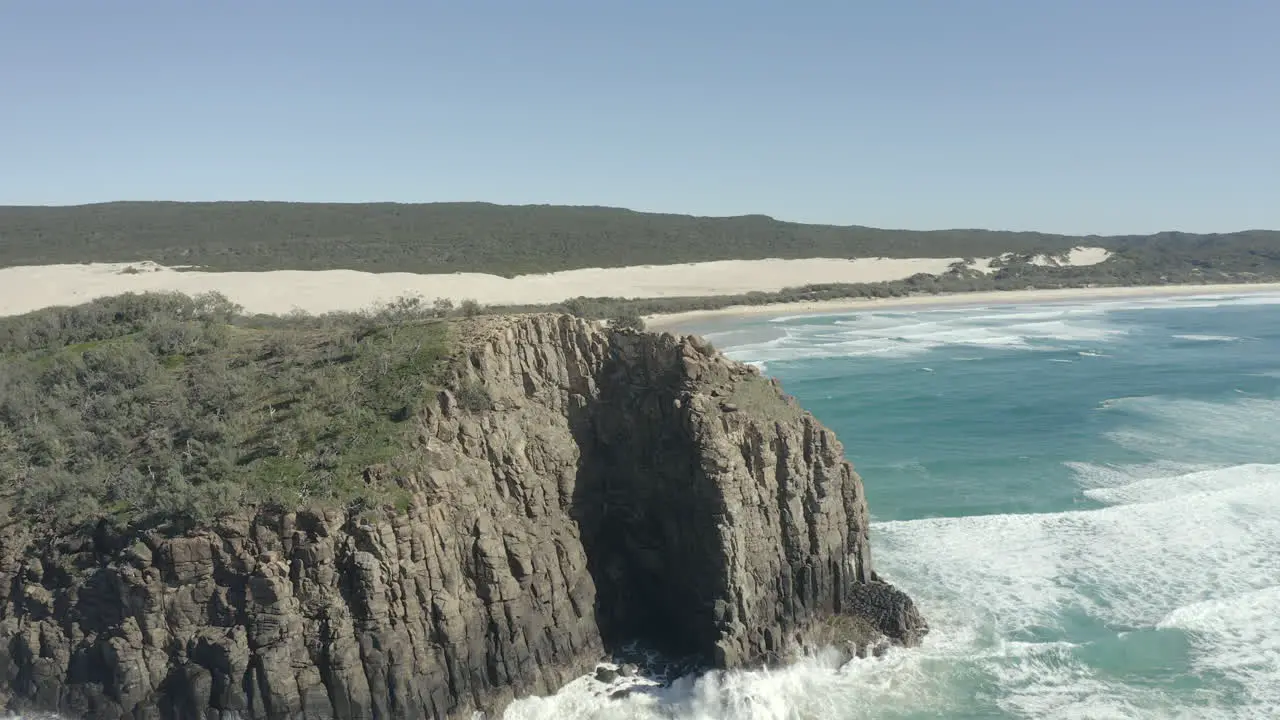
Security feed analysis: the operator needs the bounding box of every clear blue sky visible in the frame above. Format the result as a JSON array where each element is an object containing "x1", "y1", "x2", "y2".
[{"x1": 2, "y1": 0, "x2": 1277, "y2": 234}]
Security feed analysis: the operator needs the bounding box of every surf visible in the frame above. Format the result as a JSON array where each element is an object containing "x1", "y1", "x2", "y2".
[{"x1": 504, "y1": 295, "x2": 1280, "y2": 718}]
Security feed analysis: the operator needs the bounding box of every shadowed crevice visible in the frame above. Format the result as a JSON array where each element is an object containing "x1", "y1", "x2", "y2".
[{"x1": 568, "y1": 336, "x2": 727, "y2": 664}]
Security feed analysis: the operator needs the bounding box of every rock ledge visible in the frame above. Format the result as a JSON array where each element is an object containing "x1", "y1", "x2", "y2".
[{"x1": 0, "y1": 314, "x2": 925, "y2": 719}]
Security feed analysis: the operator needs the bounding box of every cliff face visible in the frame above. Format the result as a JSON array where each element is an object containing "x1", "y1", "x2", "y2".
[{"x1": 0, "y1": 314, "x2": 926, "y2": 720}]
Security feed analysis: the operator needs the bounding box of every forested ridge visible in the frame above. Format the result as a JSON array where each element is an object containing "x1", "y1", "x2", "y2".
[{"x1": 2, "y1": 201, "x2": 1277, "y2": 276}]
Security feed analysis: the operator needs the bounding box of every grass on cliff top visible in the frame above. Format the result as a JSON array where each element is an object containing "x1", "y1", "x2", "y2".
[
  {"x1": 728, "y1": 376, "x2": 803, "y2": 424},
  {"x1": 0, "y1": 292, "x2": 457, "y2": 535}
]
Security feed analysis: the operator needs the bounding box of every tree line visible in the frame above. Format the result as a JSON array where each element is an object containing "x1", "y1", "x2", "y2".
[{"x1": 2, "y1": 201, "x2": 1276, "y2": 276}]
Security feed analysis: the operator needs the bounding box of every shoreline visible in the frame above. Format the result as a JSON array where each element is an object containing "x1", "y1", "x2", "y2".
[
  {"x1": 0, "y1": 255, "x2": 1106, "y2": 319},
  {"x1": 644, "y1": 282, "x2": 1280, "y2": 331},
  {"x1": 1, "y1": 260, "x2": 1277, "y2": 330}
]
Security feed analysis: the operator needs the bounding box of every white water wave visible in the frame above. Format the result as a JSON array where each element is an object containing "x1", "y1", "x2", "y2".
[
  {"x1": 1157, "y1": 586, "x2": 1280, "y2": 718},
  {"x1": 719, "y1": 291, "x2": 1280, "y2": 363},
  {"x1": 504, "y1": 644, "x2": 957, "y2": 719},
  {"x1": 1172, "y1": 333, "x2": 1241, "y2": 342},
  {"x1": 1064, "y1": 459, "x2": 1215, "y2": 490},
  {"x1": 1099, "y1": 396, "x2": 1280, "y2": 465},
  {"x1": 1082, "y1": 463, "x2": 1280, "y2": 506},
  {"x1": 759, "y1": 291, "x2": 1280, "y2": 329},
  {"x1": 874, "y1": 459, "x2": 1280, "y2": 717},
  {"x1": 724, "y1": 313, "x2": 1126, "y2": 363},
  {"x1": 508, "y1": 455, "x2": 1280, "y2": 719}
]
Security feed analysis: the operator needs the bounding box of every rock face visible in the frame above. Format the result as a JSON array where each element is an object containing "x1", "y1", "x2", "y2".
[{"x1": 0, "y1": 314, "x2": 926, "y2": 719}]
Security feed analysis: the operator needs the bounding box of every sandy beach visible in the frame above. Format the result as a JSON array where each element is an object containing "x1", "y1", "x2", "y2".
[
  {"x1": 642, "y1": 283, "x2": 1280, "y2": 332},
  {"x1": 3, "y1": 248, "x2": 1273, "y2": 326},
  {"x1": 0, "y1": 252, "x2": 1110, "y2": 318},
  {"x1": 0, "y1": 257, "x2": 972, "y2": 318}
]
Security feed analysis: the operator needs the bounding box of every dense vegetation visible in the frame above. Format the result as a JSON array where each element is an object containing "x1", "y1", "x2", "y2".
[
  {"x1": 491, "y1": 247, "x2": 1280, "y2": 321},
  {"x1": 0, "y1": 292, "x2": 456, "y2": 535},
  {"x1": 2, "y1": 201, "x2": 1277, "y2": 276},
  {"x1": 2, "y1": 202, "x2": 1278, "y2": 537}
]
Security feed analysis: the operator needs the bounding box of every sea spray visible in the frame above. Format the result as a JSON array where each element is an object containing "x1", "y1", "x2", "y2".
[{"x1": 506, "y1": 293, "x2": 1280, "y2": 718}]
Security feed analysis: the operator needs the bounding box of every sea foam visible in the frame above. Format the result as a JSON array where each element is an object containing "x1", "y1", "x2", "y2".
[{"x1": 874, "y1": 458, "x2": 1280, "y2": 718}]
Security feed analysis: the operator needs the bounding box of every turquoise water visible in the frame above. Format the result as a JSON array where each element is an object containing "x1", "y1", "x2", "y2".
[{"x1": 508, "y1": 292, "x2": 1280, "y2": 719}]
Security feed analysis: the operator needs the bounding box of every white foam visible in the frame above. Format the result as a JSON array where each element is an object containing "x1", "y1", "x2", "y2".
[
  {"x1": 1172, "y1": 334, "x2": 1240, "y2": 342},
  {"x1": 1073, "y1": 292, "x2": 1280, "y2": 314},
  {"x1": 1148, "y1": 294, "x2": 1280, "y2": 309},
  {"x1": 508, "y1": 306, "x2": 1280, "y2": 718},
  {"x1": 1100, "y1": 397, "x2": 1280, "y2": 464},
  {"x1": 871, "y1": 456, "x2": 1280, "y2": 715},
  {"x1": 503, "y1": 646, "x2": 954, "y2": 719},
  {"x1": 724, "y1": 307, "x2": 1128, "y2": 363},
  {"x1": 1064, "y1": 460, "x2": 1213, "y2": 490},
  {"x1": 932, "y1": 306, "x2": 1106, "y2": 322},
  {"x1": 1157, "y1": 586, "x2": 1280, "y2": 718},
  {"x1": 527, "y1": 307, "x2": 1278, "y2": 717},
  {"x1": 1084, "y1": 463, "x2": 1280, "y2": 506},
  {"x1": 717, "y1": 290, "x2": 1280, "y2": 364},
  {"x1": 504, "y1": 467, "x2": 1280, "y2": 720},
  {"x1": 984, "y1": 641, "x2": 1169, "y2": 720}
]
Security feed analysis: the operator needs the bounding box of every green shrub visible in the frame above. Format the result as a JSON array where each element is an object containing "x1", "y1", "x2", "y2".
[
  {"x1": 0, "y1": 292, "x2": 453, "y2": 536},
  {"x1": 609, "y1": 309, "x2": 646, "y2": 332},
  {"x1": 432, "y1": 298, "x2": 455, "y2": 317},
  {"x1": 455, "y1": 380, "x2": 492, "y2": 411}
]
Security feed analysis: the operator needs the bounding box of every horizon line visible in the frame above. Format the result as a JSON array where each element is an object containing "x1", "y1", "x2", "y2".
[{"x1": 0, "y1": 199, "x2": 1275, "y2": 238}]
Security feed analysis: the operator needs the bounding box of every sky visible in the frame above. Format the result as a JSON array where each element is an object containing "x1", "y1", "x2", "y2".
[{"x1": 2, "y1": 0, "x2": 1277, "y2": 235}]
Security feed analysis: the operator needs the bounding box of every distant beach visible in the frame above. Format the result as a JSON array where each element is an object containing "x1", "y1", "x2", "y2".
[
  {"x1": 0, "y1": 250, "x2": 1110, "y2": 319},
  {"x1": 2, "y1": 254, "x2": 1277, "y2": 330},
  {"x1": 644, "y1": 282, "x2": 1280, "y2": 333},
  {"x1": 0, "y1": 257, "x2": 979, "y2": 318}
]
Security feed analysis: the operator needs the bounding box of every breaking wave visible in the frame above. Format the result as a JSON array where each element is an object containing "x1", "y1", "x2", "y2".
[
  {"x1": 507, "y1": 301, "x2": 1280, "y2": 718},
  {"x1": 506, "y1": 450, "x2": 1280, "y2": 719},
  {"x1": 725, "y1": 313, "x2": 1126, "y2": 363},
  {"x1": 725, "y1": 291, "x2": 1280, "y2": 365}
]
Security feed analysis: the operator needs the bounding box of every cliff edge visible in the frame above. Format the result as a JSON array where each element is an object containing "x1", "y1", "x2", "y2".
[{"x1": 0, "y1": 314, "x2": 926, "y2": 719}]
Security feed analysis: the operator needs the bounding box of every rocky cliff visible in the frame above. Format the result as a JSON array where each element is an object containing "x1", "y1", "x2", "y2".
[{"x1": 0, "y1": 314, "x2": 926, "y2": 719}]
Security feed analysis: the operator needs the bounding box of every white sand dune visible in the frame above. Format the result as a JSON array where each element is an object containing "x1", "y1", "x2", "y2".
[
  {"x1": 0, "y1": 248, "x2": 1109, "y2": 318},
  {"x1": 2, "y1": 247, "x2": 1276, "y2": 345},
  {"x1": 1028, "y1": 246, "x2": 1111, "y2": 267}
]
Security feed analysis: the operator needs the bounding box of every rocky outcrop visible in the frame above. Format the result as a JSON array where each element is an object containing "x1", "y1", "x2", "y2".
[{"x1": 0, "y1": 314, "x2": 926, "y2": 719}]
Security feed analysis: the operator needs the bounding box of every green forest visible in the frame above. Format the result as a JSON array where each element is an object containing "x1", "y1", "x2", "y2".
[{"x1": 3, "y1": 201, "x2": 1278, "y2": 276}]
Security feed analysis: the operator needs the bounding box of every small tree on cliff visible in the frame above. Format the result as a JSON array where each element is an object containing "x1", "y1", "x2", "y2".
[
  {"x1": 432, "y1": 297, "x2": 455, "y2": 317},
  {"x1": 609, "y1": 309, "x2": 645, "y2": 332}
]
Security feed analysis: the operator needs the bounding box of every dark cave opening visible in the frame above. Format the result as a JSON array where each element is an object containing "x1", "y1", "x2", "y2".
[{"x1": 568, "y1": 353, "x2": 729, "y2": 665}]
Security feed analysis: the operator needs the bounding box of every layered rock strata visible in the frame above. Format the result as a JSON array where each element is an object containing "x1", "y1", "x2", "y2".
[{"x1": 0, "y1": 314, "x2": 926, "y2": 719}]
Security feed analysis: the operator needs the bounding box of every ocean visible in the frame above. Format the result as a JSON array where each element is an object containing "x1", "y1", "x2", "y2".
[{"x1": 506, "y1": 291, "x2": 1280, "y2": 719}]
